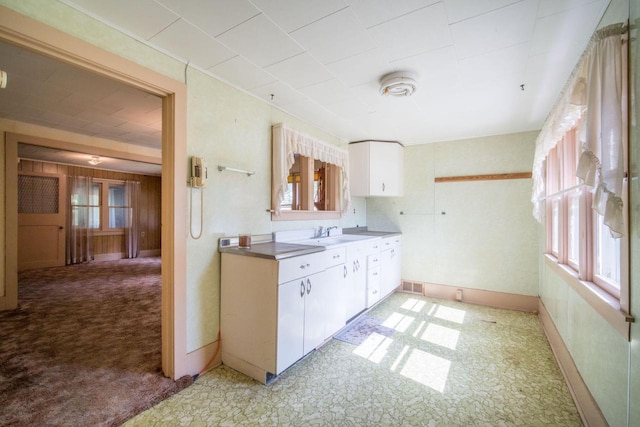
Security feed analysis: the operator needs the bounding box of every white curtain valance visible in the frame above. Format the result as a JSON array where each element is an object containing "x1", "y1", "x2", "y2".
[
  {"x1": 531, "y1": 23, "x2": 627, "y2": 238},
  {"x1": 272, "y1": 123, "x2": 350, "y2": 216}
]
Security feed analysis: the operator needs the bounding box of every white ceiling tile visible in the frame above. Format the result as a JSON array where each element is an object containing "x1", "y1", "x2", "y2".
[
  {"x1": 368, "y1": 3, "x2": 452, "y2": 62},
  {"x1": 325, "y1": 97, "x2": 369, "y2": 119},
  {"x1": 216, "y1": 14, "x2": 303, "y2": 67},
  {"x1": 450, "y1": 0, "x2": 538, "y2": 59},
  {"x1": 347, "y1": 0, "x2": 440, "y2": 28},
  {"x1": 458, "y1": 43, "x2": 529, "y2": 83},
  {"x1": 156, "y1": 0, "x2": 259, "y2": 36},
  {"x1": 299, "y1": 79, "x2": 353, "y2": 106},
  {"x1": 265, "y1": 53, "x2": 334, "y2": 89},
  {"x1": 530, "y1": 1, "x2": 604, "y2": 56},
  {"x1": 250, "y1": 81, "x2": 301, "y2": 106},
  {"x1": 537, "y1": 0, "x2": 605, "y2": 18},
  {"x1": 390, "y1": 46, "x2": 459, "y2": 83},
  {"x1": 66, "y1": 0, "x2": 179, "y2": 40},
  {"x1": 150, "y1": 19, "x2": 235, "y2": 68},
  {"x1": 290, "y1": 8, "x2": 376, "y2": 64},
  {"x1": 251, "y1": 0, "x2": 348, "y2": 33},
  {"x1": 208, "y1": 56, "x2": 277, "y2": 89},
  {"x1": 443, "y1": 0, "x2": 521, "y2": 24},
  {"x1": 326, "y1": 49, "x2": 394, "y2": 87}
]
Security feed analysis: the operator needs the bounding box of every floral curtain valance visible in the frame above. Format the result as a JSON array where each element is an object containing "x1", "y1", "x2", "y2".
[
  {"x1": 531, "y1": 23, "x2": 627, "y2": 238},
  {"x1": 272, "y1": 123, "x2": 350, "y2": 216}
]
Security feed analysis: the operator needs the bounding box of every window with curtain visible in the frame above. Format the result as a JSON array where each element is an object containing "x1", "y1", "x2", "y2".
[
  {"x1": 531, "y1": 23, "x2": 630, "y2": 333},
  {"x1": 67, "y1": 175, "x2": 94, "y2": 264},
  {"x1": 271, "y1": 123, "x2": 350, "y2": 219}
]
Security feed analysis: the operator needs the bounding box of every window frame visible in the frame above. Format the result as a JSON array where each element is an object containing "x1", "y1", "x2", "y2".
[
  {"x1": 93, "y1": 178, "x2": 126, "y2": 236},
  {"x1": 544, "y1": 130, "x2": 631, "y2": 339}
]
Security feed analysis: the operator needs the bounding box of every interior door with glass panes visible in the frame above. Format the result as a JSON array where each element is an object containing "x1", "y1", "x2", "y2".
[{"x1": 17, "y1": 172, "x2": 66, "y2": 271}]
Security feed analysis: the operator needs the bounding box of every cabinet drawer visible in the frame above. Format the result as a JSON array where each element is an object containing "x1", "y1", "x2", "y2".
[
  {"x1": 279, "y1": 252, "x2": 326, "y2": 284},
  {"x1": 324, "y1": 247, "x2": 346, "y2": 268},
  {"x1": 367, "y1": 253, "x2": 381, "y2": 268},
  {"x1": 381, "y1": 235, "x2": 401, "y2": 248},
  {"x1": 364, "y1": 239, "x2": 382, "y2": 254}
]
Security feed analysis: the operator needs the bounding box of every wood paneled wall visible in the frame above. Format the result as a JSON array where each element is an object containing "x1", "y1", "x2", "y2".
[{"x1": 18, "y1": 160, "x2": 161, "y2": 255}]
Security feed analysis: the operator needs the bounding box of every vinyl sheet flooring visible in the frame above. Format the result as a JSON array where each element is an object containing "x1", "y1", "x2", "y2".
[{"x1": 125, "y1": 293, "x2": 581, "y2": 426}]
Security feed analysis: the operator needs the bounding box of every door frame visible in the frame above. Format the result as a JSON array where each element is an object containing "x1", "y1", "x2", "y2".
[{"x1": 0, "y1": 6, "x2": 188, "y2": 379}]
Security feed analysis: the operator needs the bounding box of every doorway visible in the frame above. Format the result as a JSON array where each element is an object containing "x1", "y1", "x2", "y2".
[{"x1": 0, "y1": 6, "x2": 188, "y2": 379}]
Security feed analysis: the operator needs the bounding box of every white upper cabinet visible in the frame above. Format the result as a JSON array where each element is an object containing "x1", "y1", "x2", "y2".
[{"x1": 348, "y1": 141, "x2": 404, "y2": 197}]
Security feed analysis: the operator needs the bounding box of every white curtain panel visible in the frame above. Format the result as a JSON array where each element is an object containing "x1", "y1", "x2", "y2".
[
  {"x1": 532, "y1": 23, "x2": 627, "y2": 238},
  {"x1": 271, "y1": 123, "x2": 350, "y2": 216},
  {"x1": 124, "y1": 180, "x2": 141, "y2": 258},
  {"x1": 66, "y1": 175, "x2": 94, "y2": 264}
]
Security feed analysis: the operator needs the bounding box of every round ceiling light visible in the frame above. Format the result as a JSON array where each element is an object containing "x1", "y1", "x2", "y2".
[{"x1": 380, "y1": 72, "x2": 417, "y2": 97}]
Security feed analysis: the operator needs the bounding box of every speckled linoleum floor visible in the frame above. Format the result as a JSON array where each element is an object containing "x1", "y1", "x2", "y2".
[{"x1": 124, "y1": 293, "x2": 581, "y2": 427}]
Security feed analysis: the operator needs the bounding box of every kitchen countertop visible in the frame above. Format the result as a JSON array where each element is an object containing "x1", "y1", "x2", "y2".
[
  {"x1": 219, "y1": 241, "x2": 323, "y2": 260},
  {"x1": 342, "y1": 227, "x2": 401, "y2": 237},
  {"x1": 219, "y1": 228, "x2": 401, "y2": 260}
]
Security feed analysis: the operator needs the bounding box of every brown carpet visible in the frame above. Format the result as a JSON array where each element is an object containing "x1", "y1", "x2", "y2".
[{"x1": 0, "y1": 257, "x2": 193, "y2": 427}]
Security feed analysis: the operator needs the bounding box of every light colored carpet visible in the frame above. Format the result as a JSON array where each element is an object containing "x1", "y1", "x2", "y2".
[{"x1": 125, "y1": 292, "x2": 582, "y2": 426}]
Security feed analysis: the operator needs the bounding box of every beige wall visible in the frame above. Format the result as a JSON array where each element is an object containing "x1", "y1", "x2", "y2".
[{"x1": 366, "y1": 131, "x2": 539, "y2": 297}]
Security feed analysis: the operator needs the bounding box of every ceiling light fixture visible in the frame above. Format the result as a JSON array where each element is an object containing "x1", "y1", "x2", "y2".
[
  {"x1": 380, "y1": 72, "x2": 417, "y2": 97},
  {"x1": 88, "y1": 155, "x2": 102, "y2": 166}
]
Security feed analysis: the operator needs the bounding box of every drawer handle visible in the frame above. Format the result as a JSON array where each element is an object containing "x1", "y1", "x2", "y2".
[
  {"x1": 333, "y1": 254, "x2": 341, "y2": 259},
  {"x1": 373, "y1": 272, "x2": 378, "y2": 276},
  {"x1": 300, "y1": 263, "x2": 310, "y2": 269}
]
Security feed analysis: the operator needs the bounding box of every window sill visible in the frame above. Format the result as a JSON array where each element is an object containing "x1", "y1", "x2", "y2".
[
  {"x1": 271, "y1": 210, "x2": 341, "y2": 221},
  {"x1": 544, "y1": 254, "x2": 632, "y2": 340}
]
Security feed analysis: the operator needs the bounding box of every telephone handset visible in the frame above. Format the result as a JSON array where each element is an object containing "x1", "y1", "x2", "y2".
[{"x1": 191, "y1": 156, "x2": 207, "y2": 187}]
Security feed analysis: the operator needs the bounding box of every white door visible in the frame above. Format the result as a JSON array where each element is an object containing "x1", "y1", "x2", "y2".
[{"x1": 18, "y1": 172, "x2": 66, "y2": 271}]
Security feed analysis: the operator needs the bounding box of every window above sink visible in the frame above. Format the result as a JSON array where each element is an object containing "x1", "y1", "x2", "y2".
[{"x1": 271, "y1": 123, "x2": 351, "y2": 221}]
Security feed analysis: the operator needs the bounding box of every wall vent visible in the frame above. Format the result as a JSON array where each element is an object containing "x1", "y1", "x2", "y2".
[{"x1": 401, "y1": 280, "x2": 424, "y2": 295}]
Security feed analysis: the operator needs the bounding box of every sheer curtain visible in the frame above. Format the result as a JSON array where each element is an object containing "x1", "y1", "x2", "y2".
[
  {"x1": 124, "y1": 180, "x2": 140, "y2": 259},
  {"x1": 66, "y1": 175, "x2": 94, "y2": 264},
  {"x1": 531, "y1": 23, "x2": 627, "y2": 238},
  {"x1": 272, "y1": 123, "x2": 350, "y2": 216}
]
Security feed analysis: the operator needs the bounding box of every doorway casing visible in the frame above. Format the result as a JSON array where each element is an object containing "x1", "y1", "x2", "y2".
[{"x1": 0, "y1": 5, "x2": 188, "y2": 379}]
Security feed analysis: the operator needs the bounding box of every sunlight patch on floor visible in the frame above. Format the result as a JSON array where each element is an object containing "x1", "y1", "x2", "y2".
[
  {"x1": 400, "y1": 348, "x2": 451, "y2": 393},
  {"x1": 400, "y1": 298, "x2": 427, "y2": 312},
  {"x1": 382, "y1": 312, "x2": 414, "y2": 332},
  {"x1": 353, "y1": 332, "x2": 393, "y2": 363},
  {"x1": 421, "y1": 323, "x2": 460, "y2": 350},
  {"x1": 434, "y1": 305, "x2": 466, "y2": 324}
]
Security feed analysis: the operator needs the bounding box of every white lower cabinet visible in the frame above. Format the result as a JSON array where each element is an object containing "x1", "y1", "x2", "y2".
[
  {"x1": 221, "y1": 235, "x2": 401, "y2": 384},
  {"x1": 381, "y1": 236, "x2": 402, "y2": 297},
  {"x1": 277, "y1": 271, "x2": 330, "y2": 373},
  {"x1": 345, "y1": 243, "x2": 367, "y2": 319},
  {"x1": 221, "y1": 247, "x2": 346, "y2": 384}
]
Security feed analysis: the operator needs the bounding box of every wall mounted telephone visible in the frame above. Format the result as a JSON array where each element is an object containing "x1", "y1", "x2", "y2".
[{"x1": 191, "y1": 156, "x2": 208, "y2": 187}]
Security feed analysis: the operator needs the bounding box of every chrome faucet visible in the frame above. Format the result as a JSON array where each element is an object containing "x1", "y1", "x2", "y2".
[{"x1": 326, "y1": 226, "x2": 338, "y2": 236}]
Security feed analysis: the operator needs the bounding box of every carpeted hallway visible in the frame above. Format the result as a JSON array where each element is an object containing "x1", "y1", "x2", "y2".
[
  {"x1": 126, "y1": 292, "x2": 582, "y2": 426},
  {"x1": 0, "y1": 257, "x2": 192, "y2": 427}
]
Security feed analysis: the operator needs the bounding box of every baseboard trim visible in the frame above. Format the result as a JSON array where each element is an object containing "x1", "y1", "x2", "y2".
[
  {"x1": 187, "y1": 339, "x2": 221, "y2": 376},
  {"x1": 406, "y1": 280, "x2": 539, "y2": 312},
  {"x1": 538, "y1": 300, "x2": 607, "y2": 427},
  {"x1": 139, "y1": 249, "x2": 160, "y2": 258}
]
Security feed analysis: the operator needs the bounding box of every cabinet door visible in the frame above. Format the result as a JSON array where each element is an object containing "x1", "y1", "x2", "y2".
[
  {"x1": 325, "y1": 263, "x2": 348, "y2": 338},
  {"x1": 381, "y1": 247, "x2": 400, "y2": 296},
  {"x1": 353, "y1": 253, "x2": 367, "y2": 315},
  {"x1": 303, "y1": 271, "x2": 327, "y2": 354},
  {"x1": 370, "y1": 142, "x2": 403, "y2": 196},
  {"x1": 277, "y1": 278, "x2": 306, "y2": 374}
]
